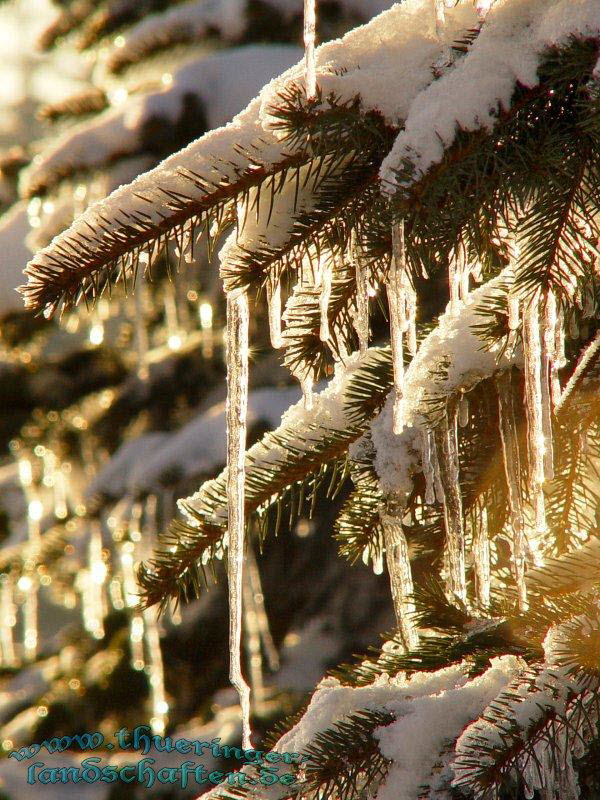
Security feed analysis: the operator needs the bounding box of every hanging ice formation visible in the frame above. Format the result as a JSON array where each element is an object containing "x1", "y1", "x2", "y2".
[
  {"x1": 380, "y1": 497, "x2": 418, "y2": 650},
  {"x1": 82, "y1": 520, "x2": 107, "y2": 639},
  {"x1": 448, "y1": 249, "x2": 462, "y2": 313},
  {"x1": 120, "y1": 504, "x2": 145, "y2": 670},
  {"x1": 388, "y1": 221, "x2": 411, "y2": 434},
  {"x1": 164, "y1": 280, "x2": 182, "y2": 350},
  {"x1": 434, "y1": 0, "x2": 445, "y2": 38},
  {"x1": 134, "y1": 276, "x2": 150, "y2": 379},
  {"x1": 266, "y1": 276, "x2": 284, "y2": 349},
  {"x1": 0, "y1": 576, "x2": 17, "y2": 667},
  {"x1": 304, "y1": 0, "x2": 317, "y2": 99},
  {"x1": 433, "y1": 401, "x2": 467, "y2": 602},
  {"x1": 318, "y1": 259, "x2": 333, "y2": 343},
  {"x1": 18, "y1": 457, "x2": 40, "y2": 661},
  {"x1": 301, "y1": 374, "x2": 314, "y2": 411},
  {"x1": 351, "y1": 231, "x2": 370, "y2": 355},
  {"x1": 420, "y1": 430, "x2": 436, "y2": 506},
  {"x1": 522, "y1": 295, "x2": 548, "y2": 536},
  {"x1": 246, "y1": 542, "x2": 279, "y2": 671},
  {"x1": 242, "y1": 560, "x2": 265, "y2": 715},
  {"x1": 544, "y1": 291, "x2": 564, "y2": 412},
  {"x1": 496, "y1": 371, "x2": 528, "y2": 610},
  {"x1": 472, "y1": 507, "x2": 490, "y2": 609},
  {"x1": 225, "y1": 289, "x2": 252, "y2": 749}
]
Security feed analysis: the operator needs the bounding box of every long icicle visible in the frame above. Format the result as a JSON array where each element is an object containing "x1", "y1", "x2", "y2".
[
  {"x1": 540, "y1": 292, "x2": 555, "y2": 480},
  {"x1": 0, "y1": 576, "x2": 17, "y2": 667},
  {"x1": 496, "y1": 371, "x2": 528, "y2": 610},
  {"x1": 433, "y1": 400, "x2": 467, "y2": 603},
  {"x1": 134, "y1": 276, "x2": 150, "y2": 380},
  {"x1": 352, "y1": 231, "x2": 370, "y2": 355},
  {"x1": 380, "y1": 497, "x2": 418, "y2": 650},
  {"x1": 389, "y1": 221, "x2": 407, "y2": 434},
  {"x1": 19, "y1": 456, "x2": 40, "y2": 661},
  {"x1": 472, "y1": 506, "x2": 490, "y2": 609},
  {"x1": 141, "y1": 497, "x2": 168, "y2": 736},
  {"x1": 318, "y1": 259, "x2": 333, "y2": 343},
  {"x1": 421, "y1": 429, "x2": 436, "y2": 506},
  {"x1": 522, "y1": 295, "x2": 547, "y2": 536},
  {"x1": 226, "y1": 289, "x2": 252, "y2": 749},
  {"x1": 303, "y1": 0, "x2": 317, "y2": 100},
  {"x1": 266, "y1": 277, "x2": 284, "y2": 349},
  {"x1": 242, "y1": 564, "x2": 266, "y2": 716},
  {"x1": 434, "y1": 0, "x2": 445, "y2": 38},
  {"x1": 246, "y1": 540, "x2": 279, "y2": 671}
]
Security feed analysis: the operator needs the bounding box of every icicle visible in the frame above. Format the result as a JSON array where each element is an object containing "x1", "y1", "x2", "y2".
[
  {"x1": 352, "y1": 231, "x2": 369, "y2": 355},
  {"x1": 164, "y1": 280, "x2": 182, "y2": 351},
  {"x1": 459, "y1": 251, "x2": 470, "y2": 302},
  {"x1": 119, "y1": 507, "x2": 145, "y2": 669},
  {"x1": 458, "y1": 394, "x2": 469, "y2": 428},
  {"x1": 18, "y1": 457, "x2": 40, "y2": 661},
  {"x1": 496, "y1": 371, "x2": 528, "y2": 610},
  {"x1": 246, "y1": 542, "x2": 279, "y2": 671},
  {"x1": 225, "y1": 289, "x2": 252, "y2": 749},
  {"x1": 389, "y1": 221, "x2": 407, "y2": 434},
  {"x1": 381, "y1": 497, "x2": 418, "y2": 650},
  {"x1": 242, "y1": 564, "x2": 265, "y2": 716},
  {"x1": 421, "y1": 429, "x2": 436, "y2": 506},
  {"x1": 301, "y1": 374, "x2": 314, "y2": 411},
  {"x1": 433, "y1": 401, "x2": 467, "y2": 602},
  {"x1": 143, "y1": 604, "x2": 168, "y2": 735},
  {"x1": 448, "y1": 249, "x2": 462, "y2": 314},
  {"x1": 88, "y1": 313, "x2": 104, "y2": 346},
  {"x1": 472, "y1": 507, "x2": 490, "y2": 609},
  {"x1": 199, "y1": 299, "x2": 214, "y2": 359},
  {"x1": 266, "y1": 277, "x2": 284, "y2": 349},
  {"x1": 522, "y1": 296, "x2": 547, "y2": 536},
  {"x1": 476, "y1": 0, "x2": 495, "y2": 21},
  {"x1": 508, "y1": 292, "x2": 520, "y2": 331},
  {"x1": 134, "y1": 278, "x2": 150, "y2": 380},
  {"x1": 0, "y1": 576, "x2": 17, "y2": 667},
  {"x1": 429, "y1": 430, "x2": 446, "y2": 503},
  {"x1": 372, "y1": 550, "x2": 384, "y2": 575},
  {"x1": 53, "y1": 466, "x2": 68, "y2": 520},
  {"x1": 569, "y1": 313, "x2": 579, "y2": 339},
  {"x1": 406, "y1": 280, "x2": 418, "y2": 356},
  {"x1": 434, "y1": 0, "x2": 445, "y2": 38},
  {"x1": 540, "y1": 293, "x2": 555, "y2": 480},
  {"x1": 303, "y1": 0, "x2": 317, "y2": 100},
  {"x1": 318, "y1": 259, "x2": 333, "y2": 343},
  {"x1": 556, "y1": 330, "x2": 600, "y2": 412},
  {"x1": 83, "y1": 520, "x2": 106, "y2": 639},
  {"x1": 547, "y1": 292, "x2": 564, "y2": 407}
]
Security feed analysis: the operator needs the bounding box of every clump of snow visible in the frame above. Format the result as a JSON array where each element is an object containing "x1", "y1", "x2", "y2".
[
  {"x1": 370, "y1": 270, "x2": 521, "y2": 496},
  {"x1": 260, "y1": 0, "x2": 477, "y2": 133},
  {"x1": 453, "y1": 662, "x2": 592, "y2": 798},
  {"x1": 380, "y1": 0, "x2": 600, "y2": 190},
  {"x1": 22, "y1": 45, "x2": 302, "y2": 197},
  {"x1": 375, "y1": 656, "x2": 520, "y2": 800}
]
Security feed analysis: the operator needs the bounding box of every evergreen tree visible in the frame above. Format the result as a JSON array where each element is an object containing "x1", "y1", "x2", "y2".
[{"x1": 3, "y1": 0, "x2": 600, "y2": 798}]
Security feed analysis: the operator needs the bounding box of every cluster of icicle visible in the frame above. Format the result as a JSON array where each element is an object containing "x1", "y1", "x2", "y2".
[
  {"x1": 378, "y1": 223, "x2": 569, "y2": 664},
  {"x1": 220, "y1": 0, "x2": 376, "y2": 743},
  {"x1": 220, "y1": 0, "x2": 550, "y2": 743},
  {"x1": 2, "y1": 449, "x2": 173, "y2": 738}
]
